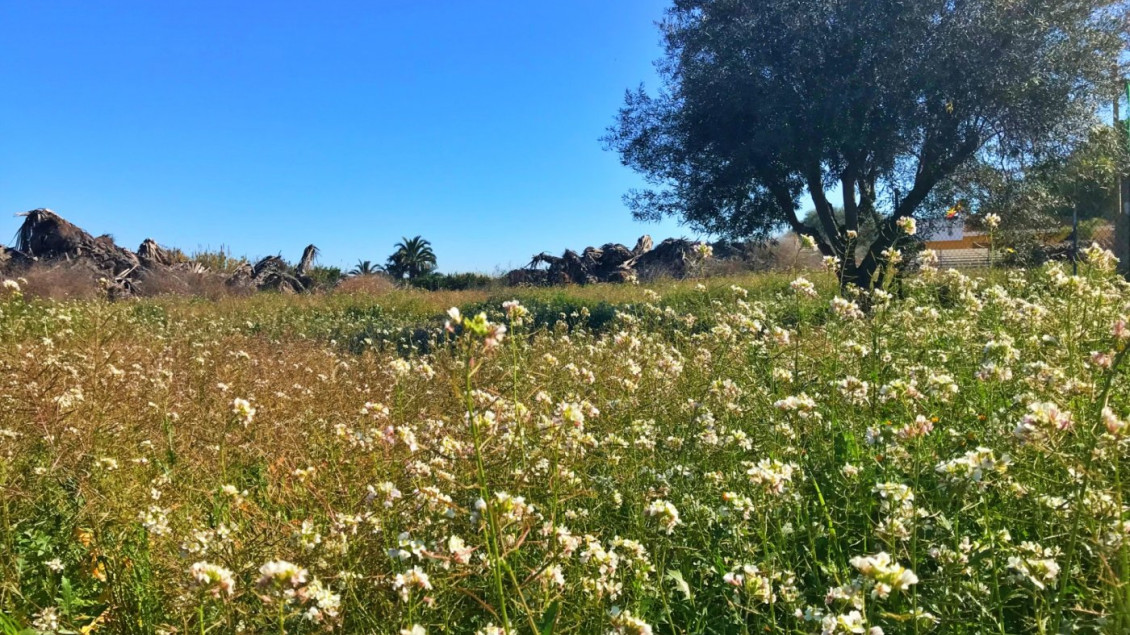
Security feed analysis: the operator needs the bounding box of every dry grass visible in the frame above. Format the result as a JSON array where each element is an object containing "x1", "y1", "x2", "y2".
[
  {"x1": 16, "y1": 265, "x2": 105, "y2": 300},
  {"x1": 333, "y1": 273, "x2": 400, "y2": 296},
  {"x1": 134, "y1": 269, "x2": 250, "y2": 301}
]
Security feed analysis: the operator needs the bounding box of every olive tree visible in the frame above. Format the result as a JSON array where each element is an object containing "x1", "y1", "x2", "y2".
[{"x1": 604, "y1": 0, "x2": 1128, "y2": 285}]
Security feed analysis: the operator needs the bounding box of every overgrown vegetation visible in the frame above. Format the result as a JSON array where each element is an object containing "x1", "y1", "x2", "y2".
[{"x1": 2, "y1": 247, "x2": 1130, "y2": 633}]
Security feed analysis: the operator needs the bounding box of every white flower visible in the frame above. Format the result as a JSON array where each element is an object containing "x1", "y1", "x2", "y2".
[
  {"x1": 821, "y1": 609, "x2": 865, "y2": 634},
  {"x1": 746, "y1": 459, "x2": 799, "y2": 495},
  {"x1": 896, "y1": 217, "x2": 917, "y2": 235},
  {"x1": 392, "y1": 566, "x2": 432, "y2": 602},
  {"x1": 257, "y1": 560, "x2": 308, "y2": 591},
  {"x1": 231, "y1": 397, "x2": 256, "y2": 426},
  {"x1": 849, "y1": 552, "x2": 918, "y2": 599},
  {"x1": 540, "y1": 564, "x2": 566, "y2": 589},
  {"x1": 790, "y1": 276, "x2": 818, "y2": 298},
  {"x1": 447, "y1": 535, "x2": 473, "y2": 565},
  {"x1": 935, "y1": 447, "x2": 1010, "y2": 483},
  {"x1": 917, "y1": 249, "x2": 939, "y2": 269},
  {"x1": 831, "y1": 296, "x2": 864, "y2": 320},
  {"x1": 138, "y1": 505, "x2": 170, "y2": 535},
  {"x1": 896, "y1": 415, "x2": 934, "y2": 441},
  {"x1": 1103, "y1": 407, "x2": 1128, "y2": 436},
  {"x1": 1014, "y1": 401, "x2": 1073, "y2": 441},
  {"x1": 502, "y1": 300, "x2": 529, "y2": 325},
  {"x1": 190, "y1": 561, "x2": 236, "y2": 598},
  {"x1": 609, "y1": 606, "x2": 653, "y2": 634},
  {"x1": 298, "y1": 578, "x2": 341, "y2": 622},
  {"x1": 33, "y1": 607, "x2": 60, "y2": 633},
  {"x1": 1007, "y1": 542, "x2": 1060, "y2": 590},
  {"x1": 645, "y1": 499, "x2": 682, "y2": 534},
  {"x1": 880, "y1": 248, "x2": 902, "y2": 265}
]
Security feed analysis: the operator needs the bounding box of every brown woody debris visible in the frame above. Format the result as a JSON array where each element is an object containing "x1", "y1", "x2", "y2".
[
  {"x1": 4, "y1": 208, "x2": 319, "y2": 297},
  {"x1": 507, "y1": 234, "x2": 754, "y2": 286}
]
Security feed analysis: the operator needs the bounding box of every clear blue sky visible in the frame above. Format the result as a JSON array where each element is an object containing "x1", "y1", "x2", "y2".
[{"x1": 0, "y1": 1, "x2": 706, "y2": 273}]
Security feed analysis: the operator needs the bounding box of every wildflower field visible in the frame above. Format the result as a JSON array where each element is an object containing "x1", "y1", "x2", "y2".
[{"x1": 3, "y1": 252, "x2": 1130, "y2": 634}]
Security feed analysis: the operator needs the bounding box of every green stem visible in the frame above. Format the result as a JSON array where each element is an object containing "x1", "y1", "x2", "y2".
[
  {"x1": 981, "y1": 496, "x2": 1006, "y2": 633},
  {"x1": 464, "y1": 349, "x2": 511, "y2": 631}
]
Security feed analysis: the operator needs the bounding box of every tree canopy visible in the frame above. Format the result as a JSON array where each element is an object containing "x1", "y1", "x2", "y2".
[
  {"x1": 350, "y1": 260, "x2": 378, "y2": 276},
  {"x1": 385, "y1": 236, "x2": 437, "y2": 280},
  {"x1": 935, "y1": 124, "x2": 1130, "y2": 226},
  {"x1": 604, "y1": 0, "x2": 1128, "y2": 283}
]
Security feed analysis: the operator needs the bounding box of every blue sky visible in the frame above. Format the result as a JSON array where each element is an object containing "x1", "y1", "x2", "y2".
[{"x1": 0, "y1": 1, "x2": 707, "y2": 273}]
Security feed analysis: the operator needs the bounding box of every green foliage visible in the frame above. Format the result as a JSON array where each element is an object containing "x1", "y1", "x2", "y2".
[
  {"x1": 407, "y1": 272, "x2": 495, "y2": 292},
  {"x1": 385, "y1": 236, "x2": 437, "y2": 280},
  {"x1": 462, "y1": 293, "x2": 622, "y2": 334},
  {"x1": 189, "y1": 246, "x2": 247, "y2": 274},
  {"x1": 604, "y1": 0, "x2": 1127, "y2": 284},
  {"x1": 350, "y1": 260, "x2": 379, "y2": 276},
  {"x1": 937, "y1": 124, "x2": 1130, "y2": 226},
  {"x1": 305, "y1": 266, "x2": 344, "y2": 290}
]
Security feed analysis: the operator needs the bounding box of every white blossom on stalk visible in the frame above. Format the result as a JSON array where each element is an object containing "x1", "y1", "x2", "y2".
[
  {"x1": 190, "y1": 561, "x2": 236, "y2": 598},
  {"x1": 609, "y1": 606, "x2": 653, "y2": 634},
  {"x1": 392, "y1": 566, "x2": 432, "y2": 602},
  {"x1": 1007, "y1": 542, "x2": 1060, "y2": 590},
  {"x1": 790, "y1": 276, "x2": 818, "y2": 298},
  {"x1": 896, "y1": 217, "x2": 917, "y2": 235},
  {"x1": 1013, "y1": 401, "x2": 1073, "y2": 441},
  {"x1": 257, "y1": 560, "x2": 308, "y2": 593},
  {"x1": 831, "y1": 296, "x2": 864, "y2": 320},
  {"x1": 645, "y1": 499, "x2": 682, "y2": 534},
  {"x1": 232, "y1": 397, "x2": 256, "y2": 426},
  {"x1": 33, "y1": 607, "x2": 60, "y2": 632},
  {"x1": 849, "y1": 552, "x2": 918, "y2": 598}
]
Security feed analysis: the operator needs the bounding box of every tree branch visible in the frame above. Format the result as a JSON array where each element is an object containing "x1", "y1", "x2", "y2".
[
  {"x1": 841, "y1": 161, "x2": 860, "y2": 233},
  {"x1": 771, "y1": 182, "x2": 836, "y2": 258},
  {"x1": 856, "y1": 133, "x2": 983, "y2": 279},
  {"x1": 804, "y1": 166, "x2": 846, "y2": 253}
]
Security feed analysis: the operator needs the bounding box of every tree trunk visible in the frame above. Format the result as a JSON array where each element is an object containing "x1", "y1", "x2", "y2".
[
  {"x1": 842, "y1": 228, "x2": 900, "y2": 290},
  {"x1": 1119, "y1": 174, "x2": 1130, "y2": 275}
]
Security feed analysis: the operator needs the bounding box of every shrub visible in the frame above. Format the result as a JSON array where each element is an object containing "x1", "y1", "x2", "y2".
[{"x1": 408, "y1": 272, "x2": 496, "y2": 291}]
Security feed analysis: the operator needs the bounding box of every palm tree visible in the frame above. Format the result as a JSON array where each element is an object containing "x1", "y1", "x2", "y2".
[
  {"x1": 350, "y1": 260, "x2": 378, "y2": 276},
  {"x1": 385, "y1": 236, "x2": 436, "y2": 280}
]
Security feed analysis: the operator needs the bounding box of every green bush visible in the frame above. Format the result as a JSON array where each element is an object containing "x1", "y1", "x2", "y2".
[{"x1": 408, "y1": 272, "x2": 496, "y2": 291}]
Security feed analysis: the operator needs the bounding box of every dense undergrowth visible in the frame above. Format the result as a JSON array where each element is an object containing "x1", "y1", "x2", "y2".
[{"x1": 1, "y1": 255, "x2": 1129, "y2": 634}]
